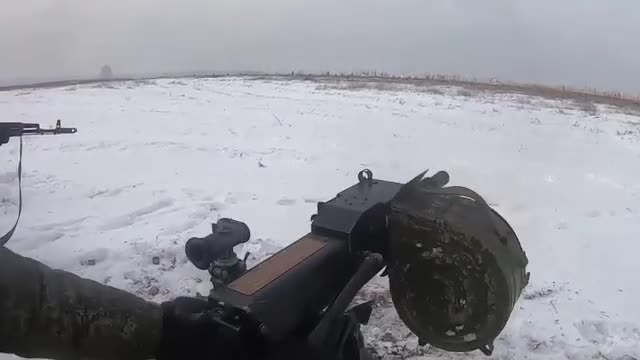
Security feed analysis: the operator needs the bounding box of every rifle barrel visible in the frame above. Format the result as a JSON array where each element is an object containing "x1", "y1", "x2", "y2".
[{"x1": 0, "y1": 121, "x2": 77, "y2": 145}]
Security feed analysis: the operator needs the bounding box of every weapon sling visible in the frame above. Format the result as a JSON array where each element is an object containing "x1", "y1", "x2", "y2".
[{"x1": 1, "y1": 136, "x2": 22, "y2": 246}]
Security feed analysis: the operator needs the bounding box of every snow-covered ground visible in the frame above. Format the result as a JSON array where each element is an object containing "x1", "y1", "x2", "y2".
[{"x1": 1, "y1": 77, "x2": 639, "y2": 359}]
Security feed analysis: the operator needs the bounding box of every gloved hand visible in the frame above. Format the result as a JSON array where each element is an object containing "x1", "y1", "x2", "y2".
[{"x1": 157, "y1": 296, "x2": 248, "y2": 360}]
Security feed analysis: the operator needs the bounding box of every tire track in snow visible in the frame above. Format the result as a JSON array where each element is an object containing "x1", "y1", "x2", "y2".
[{"x1": 99, "y1": 198, "x2": 175, "y2": 230}]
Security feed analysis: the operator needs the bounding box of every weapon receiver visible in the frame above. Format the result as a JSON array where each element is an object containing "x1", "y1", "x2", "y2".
[{"x1": 184, "y1": 169, "x2": 529, "y2": 359}]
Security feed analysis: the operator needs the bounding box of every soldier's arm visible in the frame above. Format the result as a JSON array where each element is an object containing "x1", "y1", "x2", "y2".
[{"x1": 0, "y1": 246, "x2": 162, "y2": 360}]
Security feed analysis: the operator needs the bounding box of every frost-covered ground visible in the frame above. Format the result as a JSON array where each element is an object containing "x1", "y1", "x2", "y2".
[{"x1": 1, "y1": 77, "x2": 639, "y2": 359}]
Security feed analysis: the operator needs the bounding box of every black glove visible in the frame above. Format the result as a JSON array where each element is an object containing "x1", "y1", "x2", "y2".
[{"x1": 157, "y1": 296, "x2": 248, "y2": 360}]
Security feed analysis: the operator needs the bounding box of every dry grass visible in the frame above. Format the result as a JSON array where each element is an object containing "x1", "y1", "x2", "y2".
[
  {"x1": 3, "y1": 71, "x2": 639, "y2": 115},
  {"x1": 307, "y1": 75, "x2": 640, "y2": 117},
  {"x1": 316, "y1": 80, "x2": 404, "y2": 92},
  {"x1": 515, "y1": 97, "x2": 533, "y2": 105},
  {"x1": 299, "y1": 73, "x2": 640, "y2": 114},
  {"x1": 455, "y1": 88, "x2": 474, "y2": 98},
  {"x1": 575, "y1": 101, "x2": 599, "y2": 116},
  {"x1": 420, "y1": 87, "x2": 444, "y2": 95},
  {"x1": 168, "y1": 80, "x2": 188, "y2": 86}
]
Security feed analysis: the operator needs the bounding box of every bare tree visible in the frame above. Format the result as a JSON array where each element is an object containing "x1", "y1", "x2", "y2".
[{"x1": 99, "y1": 65, "x2": 113, "y2": 79}]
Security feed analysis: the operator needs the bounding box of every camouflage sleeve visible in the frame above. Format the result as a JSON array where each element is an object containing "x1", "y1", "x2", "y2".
[{"x1": 0, "y1": 246, "x2": 163, "y2": 360}]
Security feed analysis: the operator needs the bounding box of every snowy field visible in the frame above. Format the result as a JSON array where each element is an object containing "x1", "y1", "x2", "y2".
[{"x1": 1, "y1": 77, "x2": 639, "y2": 359}]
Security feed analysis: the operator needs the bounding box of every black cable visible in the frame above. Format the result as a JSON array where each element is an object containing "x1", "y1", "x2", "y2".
[{"x1": 1, "y1": 136, "x2": 23, "y2": 246}]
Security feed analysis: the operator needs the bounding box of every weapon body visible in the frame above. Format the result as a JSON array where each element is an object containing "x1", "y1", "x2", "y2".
[
  {"x1": 185, "y1": 169, "x2": 529, "y2": 359},
  {"x1": 0, "y1": 120, "x2": 76, "y2": 146}
]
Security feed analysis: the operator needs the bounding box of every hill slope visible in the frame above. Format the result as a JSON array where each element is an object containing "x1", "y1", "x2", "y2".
[{"x1": 1, "y1": 77, "x2": 639, "y2": 359}]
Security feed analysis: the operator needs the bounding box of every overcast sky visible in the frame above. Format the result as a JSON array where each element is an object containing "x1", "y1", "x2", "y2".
[{"x1": 1, "y1": 0, "x2": 638, "y2": 93}]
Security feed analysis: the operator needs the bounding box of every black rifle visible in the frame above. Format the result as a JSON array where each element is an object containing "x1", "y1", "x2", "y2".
[
  {"x1": 0, "y1": 120, "x2": 77, "y2": 146},
  {"x1": 0, "y1": 120, "x2": 77, "y2": 245}
]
